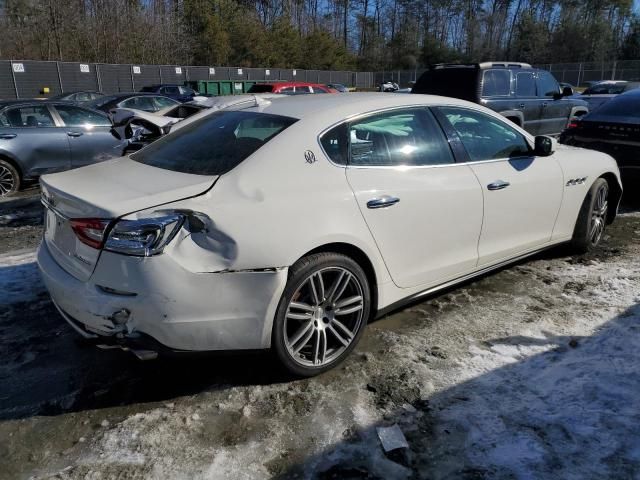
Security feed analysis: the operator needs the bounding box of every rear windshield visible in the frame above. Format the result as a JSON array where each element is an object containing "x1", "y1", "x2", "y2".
[
  {"x1": 593, "y1": 95, "x2": 640, "y2": 118},
  {"x1": 412, "y1": 68, "x2": 478, "y2": 101},
  {"x1": 248, "y1": 84, "x2": 275, "y2": 93},
  {"x1": 131, "y1": 110, "x2": 297, "y2": 175},
  {"x1": 140, "y1": 86, "x2": 157, "y2": 93},
  {"x1": 85, "y1": 95, "x2": 118, "y2": 109}
]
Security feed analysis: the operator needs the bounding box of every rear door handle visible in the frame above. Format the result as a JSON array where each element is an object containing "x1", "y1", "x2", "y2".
[
  {"x1": 542, "y1": 102, "x2": 548, "y2": 108},
  {"x1": 367, "y1": 195, "x2": 400, "y2": 209},
  {"x1": 0, "y1": 133, "x2": 16, "y2": 139},
  {"x1": 487, "y1": 180, "x2": 510, "y2": 191},
  {"x1": 67, "y1": 131, "x2": 83, "y2": 137}
]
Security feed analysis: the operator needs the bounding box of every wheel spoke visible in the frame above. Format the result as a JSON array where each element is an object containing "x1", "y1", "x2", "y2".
[
  {"x1": 333, "y1": 319, "x2": 355, "y2": 340},
  {"x1": 291, "y1": 321, "x2": 315, "y2": 354},
  {"x1": 328, "y1": 324, "x2": 350, "y2": 347},
  {"x1": 327, "y1": 271, "x2": 352, "y2": 304},
  {"x1": 289, "y1": 301, "x2": 315, "y2": 313},
  {"x1": 308, "y1": 272, "x2": 325, "y2": 305},
  {"x1": 287, "y1": 311, "x2": 313, "y2": 320},
  {"x1": 335, "y1": 295, "x2": 362, "y2": 309}
]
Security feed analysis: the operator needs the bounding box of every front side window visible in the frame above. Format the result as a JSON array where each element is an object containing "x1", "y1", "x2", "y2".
[
  {"x1": 54, "y1": 105, "x2": 111, "y2": 127},
  {"x1": 1, "y1": 106, "x2": 55, "y2": 127},
  {"x1": 295, "y1": 86, "x2": 312, "y2": 93},
  {"x1": 536, "y1": 71, "x2": 560, "y2": 97},
  {"x1": 279, "y1": 87, "x2": 295, "y2": 94},
  {"x1": 482, "y1": 69, "x2": 511, "y2": 96},
  {"x1": 131, "y1": 111, "x2": 297, "y2": 175},
  {"x1": 346, "y1": 108, "x2": 454, "y2": 167},
  {"x1": 179, "y1": 86, "x2": 195, "y2": 95},
  {"x1": 312, "y1": 86, "x2": 328, "y2": 94},
  {"x1": 437, "y1": 107, "x2": 530, "y2": 161},
  {"x1": 516, "y1": 72, "x2": 536, "y2": 97}
]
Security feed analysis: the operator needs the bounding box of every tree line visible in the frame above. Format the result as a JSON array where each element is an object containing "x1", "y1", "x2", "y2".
[{"x1": 0, "y1": 0, "x2": 638, "y2": 71}]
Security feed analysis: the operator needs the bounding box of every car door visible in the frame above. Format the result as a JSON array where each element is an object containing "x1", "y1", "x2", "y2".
[
  {"x1": 332, "y1": 107, "x2": 483, "y2": 289},
  {"x1": 52, "y1": 104, "x2": 123, "y2": 168},
  {"x1": 515, "y1": 71, "x2": 542, "y2": 135},
  {"x1": 435, "y1": 106, "x2": 563, "y2": 267},
  {"x1": 536, "y1": 71, "x2": 570, "y2": 135},
  {"x1": 0, "y1": 104, "x2": 70, "y2": 177}
]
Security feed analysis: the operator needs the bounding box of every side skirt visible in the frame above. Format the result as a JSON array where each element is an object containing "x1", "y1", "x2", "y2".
[{"x1": 375, "y1": 243, "x2": 566, "y2": 318}]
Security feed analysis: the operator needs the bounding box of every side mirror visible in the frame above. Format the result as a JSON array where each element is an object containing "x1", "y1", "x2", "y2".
[
  {"x1": 553, "y1": 92, "x2": 563, "y2": 100},
  {"x1": 534, "y1": 136, "x2": 554, "y2": 156},
  {"x1": 562, "y1": 86, "x2": 574, "y2": 96}
]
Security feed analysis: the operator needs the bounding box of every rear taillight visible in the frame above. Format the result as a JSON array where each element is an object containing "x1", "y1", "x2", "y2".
[
  {"x1": 70, "y1": 218, "x2": 111, "y2": 249},
  {"x1": 104, "y1": 214, "x2": 185, "y2": 256},
  {"x1": 567, "y1": 120, "x2": 581, "y2": 129}
]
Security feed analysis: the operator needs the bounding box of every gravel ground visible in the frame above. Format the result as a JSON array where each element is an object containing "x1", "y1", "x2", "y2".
[{"x1": 1, "y1": 189, "x2": 640, "y2": 479}]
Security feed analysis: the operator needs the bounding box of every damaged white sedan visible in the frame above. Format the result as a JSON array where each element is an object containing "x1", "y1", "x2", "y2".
[{"x1": 38, "y1": 93, "x2": 622, "y2": 376}]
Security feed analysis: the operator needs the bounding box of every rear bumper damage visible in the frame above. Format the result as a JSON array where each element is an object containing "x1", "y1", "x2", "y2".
[{"x1": 37, "y1": 241, "x2": 288, "y2": 356}]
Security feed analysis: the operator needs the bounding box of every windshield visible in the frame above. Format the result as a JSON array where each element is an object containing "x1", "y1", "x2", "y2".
[
  {"x1": 131, "y1": 110, "x2": 297, "y2": 175},
  {"x1": 583, "y1": 83, "x2": 626, "y2": 95},
  {"x1": 593, "y1": 94, "x2": 640, "y2": 118}
]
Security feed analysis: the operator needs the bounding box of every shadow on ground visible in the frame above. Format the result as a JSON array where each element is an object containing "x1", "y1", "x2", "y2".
[{"x1": 274, "y1": 304, "x2": 640, "y2": 480}]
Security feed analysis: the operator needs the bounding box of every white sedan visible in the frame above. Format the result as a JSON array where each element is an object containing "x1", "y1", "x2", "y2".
[{"x1": 37, "y1": 93, "x2": 622, "y2": 376}]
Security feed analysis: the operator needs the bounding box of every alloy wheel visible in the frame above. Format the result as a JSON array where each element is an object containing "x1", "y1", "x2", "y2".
[
  {"x1": 590, "y1": 183, "x2": 608, "y2": 246},
  {"x1": 284, "y1": 267, "x2": 365, "y2": 367},
  {"x1": 0, "y1": 164, "x2": 15, "y2": 196}
]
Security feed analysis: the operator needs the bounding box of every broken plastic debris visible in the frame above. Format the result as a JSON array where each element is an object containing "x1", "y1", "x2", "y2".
[{"x1": 376, "y1": 424, "x2": 409, "y2": 452}]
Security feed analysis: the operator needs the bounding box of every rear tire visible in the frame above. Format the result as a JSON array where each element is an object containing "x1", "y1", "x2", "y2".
[
  {"x1": 570, "y1": 178, "x2": 609, "y2": 253},
  {"x1": 272, "y1": 252, "x2": 371, "y2": 377},
  {"x1": 0, "y1": 159, "x2": 19, "y2": 197}
]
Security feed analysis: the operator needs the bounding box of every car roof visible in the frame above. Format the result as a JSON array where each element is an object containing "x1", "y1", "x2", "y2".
[
  {"x1": 0, "y1": 99, "x2": 78, "y2": 107},
  {"x1": 242, "y1": 92, "x2": 480, "y2": 121}
]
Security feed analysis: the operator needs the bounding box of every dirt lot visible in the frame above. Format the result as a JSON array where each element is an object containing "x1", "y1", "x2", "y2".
[{"x1": 1, "y1": 190, "x2": 640, "y2": 480}]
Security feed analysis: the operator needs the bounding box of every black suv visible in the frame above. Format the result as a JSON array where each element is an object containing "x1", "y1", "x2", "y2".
[{"x1": 412, "y1": 62, "x2": 589, "y2": 136}]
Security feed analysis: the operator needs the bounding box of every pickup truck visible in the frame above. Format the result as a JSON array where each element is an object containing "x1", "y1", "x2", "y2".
[{"x1": 412, "y1": 62, "x2": 589, "y2": 136}]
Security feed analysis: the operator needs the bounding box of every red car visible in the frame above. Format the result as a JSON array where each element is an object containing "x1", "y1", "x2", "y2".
[{"x1": 247, "y1": 82, "x2": 336, "y2": 94}]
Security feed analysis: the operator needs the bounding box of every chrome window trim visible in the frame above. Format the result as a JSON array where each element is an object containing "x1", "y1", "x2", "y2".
[{"x1": 316, "y1": 103, "x2": 535, "y2": 170}]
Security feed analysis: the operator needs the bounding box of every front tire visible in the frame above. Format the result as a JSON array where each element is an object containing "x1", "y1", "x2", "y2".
[
  {"x1": 0, "y1": 159, "x2": 19, "y2": 197},
  {"x1": 272, "y1": 252, "x2": 371, "y2": 377},
  {"x1": 570, "y1": 178, "x2": 609, "y2": 253}
]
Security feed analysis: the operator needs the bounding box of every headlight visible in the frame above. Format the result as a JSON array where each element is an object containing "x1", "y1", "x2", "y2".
[{"x1": 104, "y1": 214, "x2": 185, "y2": 256}]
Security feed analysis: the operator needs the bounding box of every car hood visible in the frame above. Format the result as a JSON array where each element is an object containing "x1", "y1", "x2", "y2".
[{"x1": 40, "y1": 156, "x2": 217, "y2": 219}]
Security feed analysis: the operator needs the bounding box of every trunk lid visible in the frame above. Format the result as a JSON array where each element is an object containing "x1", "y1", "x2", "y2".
[{"x1": 41, "y1": 157, "x2": 217, "y2": 281}]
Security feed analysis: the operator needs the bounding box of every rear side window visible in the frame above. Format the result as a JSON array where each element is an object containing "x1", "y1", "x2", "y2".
[
  {"x1": 321, "y1": 108, "x2": 454, "y2": 167},
  {"x1": 482, "y1": 69, "x2": 511, "y2": 96},
  {"x1": 1, "y1": 105, "x2": 55, "y2": 127},
  {"x1": 437, "y1": 107, "x2": 530, "y2": 161},
  {"x1": 516, "y1": 72, "x2": 536, "y2": 96},
  {"x1": 131, "y1": 111, "x2": 297, "y2": 175},
  {"x1": 295, "y1": 86, "x2": 312, "y2": 93}
]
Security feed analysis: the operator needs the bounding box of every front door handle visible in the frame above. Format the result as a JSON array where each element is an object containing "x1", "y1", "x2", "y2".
[
  {"x1": 0, "y1": 133, "x2": 16, "y2": 139},
  {"x1": 487, "y1": 180, "x2": 510, "y2": 191},
  {"x1": 518, "y1": 103, "x2": 525, "y2": 109},
  {"x1": 542, "y1": 102, "x2": 548, "y2": 108},
  {"x1": 67, "y1": 131, "x2": 83, "y2": 137},
  {"x1": 367, "y1": 195, "x2": 400, "y2": 209}
]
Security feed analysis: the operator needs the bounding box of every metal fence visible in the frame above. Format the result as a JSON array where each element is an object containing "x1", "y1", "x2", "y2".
[
  {"x1": 535, "y1": 61, "x2": 640, "y2": 86},
  {"x1": 4, "y1": 59, "x2": 637, "y2": 98},
  {"x1": 0, "y1": 60, "x2": 378, "y2": 99}
]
